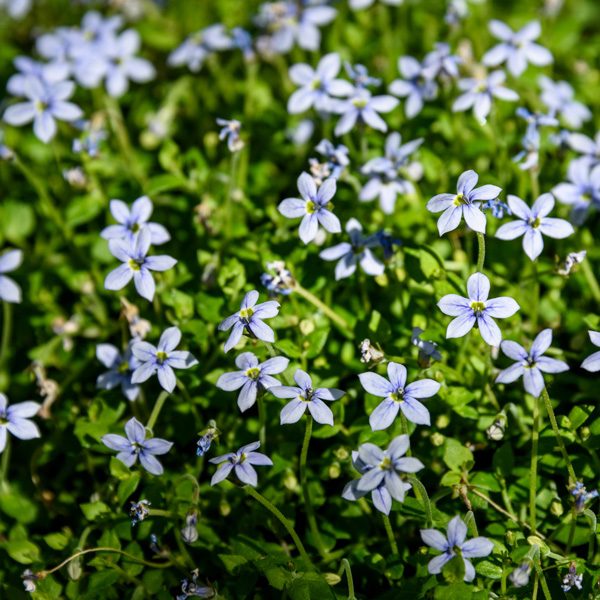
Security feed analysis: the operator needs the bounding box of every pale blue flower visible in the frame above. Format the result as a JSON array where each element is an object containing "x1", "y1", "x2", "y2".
[
  {"x1": 568, "y1": 130, "x2": 600, "y2": 167},
  {"x1": 562, "y1": 563, "x2": 583, "y2": 592},
  {"x1": 581, "y1": 331, "x2": 600, "y2": 372},
  {"x1": 509, "y1": 562, "x2": 532, "y2": 588},
  {"x1": 168, "y1": 25, "x2": 232, "y2": 72},
  {"x1": 512, "y1": 126, "x2": 540, "y2": 171},
  {"x1": 261, "y1": 261, "x2": 295, "y2": 296},
  {"x1": 131, "y1": 327, "x2": 198, "y2": 393},
  {"x1": 313, "y1": 139, "x2": 350, "y2": 179},
  {"x1": 427, "y1": 170, "x2": 500, "y2": 235},
  {"x1": 103, "y1": 30, "x2": 156, "y2": 98},
  {"x1": 349, "y1": 0, "x2": 403, "y2": 10},
  {"x1": 359, "y1": 362, "x2": 440, "y2": 429},
  {"x1": 482, "y1": 20, "x2": 553, "y2": 77},
  {"x1": 72, "y1": 119, "x2": 108, "y2": 157},
  {"x1": 571, "y1": 482, "x2": 599, "y2": 513},
  {"x1": 496, "y1": 329, "x2": 568, "y2": 397},
  {"x1": 552, "y1": 157, "x2": 600, "y2": 225},
  {"x1": 481, "y1": 198, "x2": 511, "y2": 219},
  {"x1": 343, "y1": 62, "x2": 381, "y2": 89},
  {"x1": 389, "y1": 56, "x2": 438, "y2": 118},
  {"x1": 288, "y1": 53, "x2": 354, "y2": 114},
  {"x1": 422, "y1": 43, "x2": 462, "y2": 79},
  {"x1": 539, "y1": 75, "x2": 591, "y2": 130},
  {"x1": 216, "y1": 118, "x2": 244, "y2": 152},
  {"x1": 218, "y1": 290, "x2": 280, "y2": 353},
  {"x1": 101, "y1": 197, "x2": 170, "y2": 246},
  {"x1": 495, "y1": 194, "x2": 574, "y2": 260},
  {"x1": 515, "y1": 107, "x2": 558, "y2": 136},
  {"x1": 0, "y1": 0, "x2": 31, "y2": 18},
  {"x1": 177, "y1": 569, "x2": 215, "y2": 599},
  {"x1": 209, "y1": 441, "x2": 272, "y2": 486},
  {"x1": 101, "y1": 417, "x2": 173, "y2": 476},
  {"x1": 412, "y1": 327, "x2": 442, "y2": 363},
  {"x1": 130, "y1": 499, "x2": 150, "y2": 526},
  {"x1": 319, "y1": 218, "x2": 384, "y2": 280},
  {"x1": 217, "y1": 352, "x2": 289, "y2": 412},
  {"x1": 231, "y1": 27, "x2": 256, "y2": 62},
  {"x1": 270, "y1": 369, "x2": 344, "y2": 426},
  {"x1": 278, "y1": 172, "x2": 341, "y2": 244},
  {"x1": 342, "y1": 449, "x2": 400, "y2": 515},
  {"x1": 334, "y1": 88, "x2": 399, "y2": 136},
  {"x1": 0, "y1": 393, "x2": 40, "y2": 453},
  {"x1": 0, "y1": 249, "x2": 23, "y2": 303},
  {"x1": 7, "y1": 56, "x2": 69, "y2": 97},
  {"x1": 453, "y1": 71, "x2": 518, "y2": 123},
  {"x1": 438, "y1": 272, "x2": 520, "y2": 347},
  {"x1": 354, "y1": 435, "x2": 424, "y2": 503},
  {"x1": 96, "y1": 341, "x2": 142, "y2": 402},
  {"x1": 421, "y1": 515, "x2": 494, "y2": 582},
  {"x1": 3, "y1": 76, "x2": 83, "y2": 143}
]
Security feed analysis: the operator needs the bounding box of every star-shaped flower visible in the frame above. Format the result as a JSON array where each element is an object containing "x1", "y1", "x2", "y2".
[
  {"x1": 101, "y1": 417, "x2": 173, "y2": 476},
  {"x1": 495, "y1": 194, "x2": 574, "y2": 261},
  {"x1": 495, "y1": 329, "x2": 569, "y2": 397},
  {"x1": 421, "y1": 515, "x2": 494, "y2": 582},
  {"x1": 437, "y1": 272, "x2": 520, "y2": 347},
  {"x1": 359, "y1": 362, "x2": 440, "y2": 429},
  {"x1": 209, "y1": 441, "x2": 272, "y2": 487},
  {"x1": 427, "y1": 170, "x2": 501, "y2": 235},
  {"x1": 270, "y1": 369, "x2": 344, "y2": 426},
  {"x1": 582, "y1": 331, "x2": 600, "y2": 372}
]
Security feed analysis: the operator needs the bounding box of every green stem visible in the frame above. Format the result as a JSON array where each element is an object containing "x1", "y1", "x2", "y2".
[
  {"x1": 37, "y1": 547, "x2": 171, "y2": 578},
  {"x1": 532, "y1": 563, "x2": 552, "y2": 600},
  {"x1": 245, "y1": 486, "x2": 314, "y2": 570},
  {"x1": 566, "y1": 509, "x2": 577, "y2": 555},
  {"x1": 359, "y1": 126, "x2": 367, "y2": 164},
  {"x1": 476, "y1": 232, "x2": 486, "y2": 272},
  {"x1": 530, "y1": 169, "x2": 540, "y2": 201},
  {"x1": 530, "y1": 391, "x2": 541, "y2": 533},
  {"x1": 455, "y1": 331, "x2": 472, "y2": 374},
  {"x1": 581, "y1": 259, "x2": 600, "y2": 304},
  {"x1": 337, "y1": 558, "x2": 357, "y2": 600},
  {"x1": 257, "y1": 392, "x2": 266, "y2": 447},
  {"x1": 400, "y1": 412, "x2": 411, "y2": 456},
  {"x1": 294, "y1": 284, "x2": 353, "y2": 337},
  {"x1": 224, "y1": 151, "x2": 241, "y2": 242},
  {"x1": 300, "y1": 415, "x2": 328, "y2": 558},
  {"x1": 501, "y1": 563, "x2": 507, "y2": 595},
  {"x1": 407, "y1": 476, "x2": 433, "y2": 528},
  {"x1": 0, "y1": 300, "x2": 12, "y2": 369},
  {"x1": 146, "y1": 391, "x2": 170, "y2": 433},
  {"x1": 531, "y1": 259, "x2": 540, "y2": 333},
  {"x1": 381, "y1": 513, "x2": 398, "y2": 555},
  {"x1": 0, "y1": 436, "x2": 11, "y2": 492},
  {"x1": 541, "y1": 388, "x2": 576, "y2": 482}
]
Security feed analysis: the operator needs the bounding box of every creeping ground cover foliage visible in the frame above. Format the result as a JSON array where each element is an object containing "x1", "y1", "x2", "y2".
[{"x1": 4, "y1": 1, "x2": 600, "y2": 600}]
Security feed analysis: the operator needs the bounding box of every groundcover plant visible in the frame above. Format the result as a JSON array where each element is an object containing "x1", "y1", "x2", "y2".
[{"x1": 2, "y1": 0, "x2": 600, "y2": 598}]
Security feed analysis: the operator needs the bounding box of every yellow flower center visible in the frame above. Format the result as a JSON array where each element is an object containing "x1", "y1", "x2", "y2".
[
  {"x1": 118, "y1": 361, "x2": 130, "y2": 374},
  {"x1": 306, "y1": 200, "x2": 318, "y2": 214},
  {"x1": 240, "y1": 307, "x2": 254, "y2": 320},
  {"x1": 246, "y1": 367, "x2": 261, "y2": 381},
  {"x1": 156, "y1": 351, "x2": 168, "y2": 365},
  {"x1": 454, "y1": 194, "x2": 468, "y2": 206}
]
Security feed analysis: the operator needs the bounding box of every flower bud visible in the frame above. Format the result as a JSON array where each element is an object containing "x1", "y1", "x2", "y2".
[
  {"x1": 550, "y1": 498, "x2": 564, "y2": 517},
  {"x1": 436, "y1": 414, "x2": 450, "y2": 429},
  {"x1": 505, "y1": 530, "x2": 516, "y2": 546},
  {"x1": 486, "y1": 414, "x2": 507, "y2": 441},
  {"x1": 328, "y1": 462, "x2": 341, "y2": 479},
  {"x1": 431, "y1": 432, "x2": 445, "y2": 447}
]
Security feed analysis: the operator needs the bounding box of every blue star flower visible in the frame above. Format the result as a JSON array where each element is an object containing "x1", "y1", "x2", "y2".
[
  {"x1": 218, "y1": 290, "x2": 280, "y2": 353},
  {"x1": 495, "y1": 194, "x2": 574, "y2": 260},
  {"x1": 131, "y1": 327, "x2": 198, "y2": 393},
  {"x1": 0, "y1": 249, "x2": 23, "y2": 303},
  {"x1": 217, "y1": 352, "x2": 289, "y2": 412},
  {"x1": 278, "y1": 172, "x2": 341, "y2": 244},
  {"x1": 355, "y1": 435, "x2": 424, "y2": 503},
  {"x1": 421, "y1": 515, "x2": 494, "y2": 582},
  {"x1": 359, "y1": 361, "x2": 440, "y2": 429},
  {"x1": 496, "y1": 329, "x2": 569, "y2": 397},
  {"x1": 333, "y1": 88, "x2": 399, "y2": 136},
  {"x1": 104, "y1": 227, "x2": 177, "y2": 302},
  {"x1": 582, "y1": 330, "x2": 600, "y2": 372},
  {"x1": 389, "y1": 56, "x2": 438, "y2": 118},
  {"x1": 270, "y1": 369, "x2": 344, "y2": 426},
  {"x1": 209, "y1": 441, "x2": 272, "y2": 487},
  {"x1": 437, "y1": 272, "x2": 520, "y2": 347},
  {"x1": 427, "y1": 170, "x2": 501, "y2": 235},
  {"x1": 552, "y1": 157, "x2": 600, "y2": 225},
  {"x1": 0, "y1": 393, "x2": 41, "y2": 453},
  {"x1": 539, "y1": 75, "x2": 591, "y2": 129},
  {"x1": 101, "y1": 417, "x2": 173, "y2": 475},
  {"x1": 96, "y1": 340, "x2": 142, "y2": 401}
]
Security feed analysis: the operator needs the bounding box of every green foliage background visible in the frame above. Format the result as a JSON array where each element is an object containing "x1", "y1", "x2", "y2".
[{"x1": 1, "y1": 0, "x2": 600, "y2": 598}]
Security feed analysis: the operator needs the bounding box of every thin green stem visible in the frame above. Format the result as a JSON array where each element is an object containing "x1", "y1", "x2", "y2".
[
  {"x1": 337, "y1": 558, "x2": 356, "y2": 600},
  {"x1": 541, "y1": 388, "x2": 576, "y2": 482},
  {"x1": 0, "y1": 436, "x2": 11, "y2": 492},
  {"x1": 381, "y1": 513, "x2": 398, "y2": 555},
  {"x1": 531, "y1": 259, "x2": 540, "y2": 333},
  {"x1": 456, "y1": 331, "x2": 472, "y2": 374},
  {"x1": 476, "y1": 232, "x2": 485, "y2": 272},
  {"x1": 581, "y1": 258, "x2": 600, "y2": 303},
  {"x1": 300, "y1": 415, "x2": 328, "y2": 558},
  {"x1": 407, "y1": 476, "x2": 433, "y2": 528},
  {"x1": 566, "y1": 508, "x2": 577, "y2": 555},
  {"x1": 359, "y1": 126, "x2": 367, "y2": 164},
  {"x1": 0, "y1": 300, "x2": 12, "y2": 369},
  {"x1": 245, "y1": 486, "x2": 314, "y2": 570},
  {"x1": 294, "y1": 284, "x2": 353, "y2": 337},
  {"x1": 530, "y1": 391, "x2": 541, "y2": 533},
  {"x1": 224, "y1": 151, "x2": 241, "y2": 242},
  {"x1": 501, "y1": 563, "x2": 507, "y2": 595},
  {"x1": 146, "y1": 391, "x2": 170, "y2": 433},
  {"x1": 37, "y1": 547, "x2": 171, "y2": 578},
  {"x1": 530, "y1": 169, "x2": 540, "y2": 201},
  {"x1": 400, "y1": 412, "x2": 411, "y2": 456},
  {"x1": 257, "y1": 392, "x2": 266, "y2": 446},
  {"x1": 532, "y1": 559, "x2": 552, "y2": 600}
]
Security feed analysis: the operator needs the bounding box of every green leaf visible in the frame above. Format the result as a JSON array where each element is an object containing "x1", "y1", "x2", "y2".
[
  {"x1": 2, "y1": 538, "x2": 40, "y2": 564},
  {"x1": 44, "y1": 531, "x2": 70, "y2": 550},
  {"x1": 0, "y1": 491, "x2": 38, "y2": 523},
  {"x1": 443, "y1": 438, "x2": 474, "y2": 472},
  {"x1": 117, "y1": 474, "x2": 140, "y2": 506},
  {"x1": 287, "y1": 572, "x2": 336, "y2": 600},
  {"x1": 218, "y1": 554, "x2": 249, "y2": 573},
  {"x1": 441, "y1": 555, "x2": 466, "y2": 584},
  {"x1": 80, "y1": 501, "x2": 111, "y2": 521},
  {"x1": 145, "y1": 174, "x2": 189, "y2": 195},
  {"x1": 434, "y1": 583, "x2": 473, "y2": 600},
  {"x1": 492, "y1": 442, "x2": 514, "y2": 478},
  {"x1": 476, "y1": 560, "x2": 503, "y2": 579}
]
